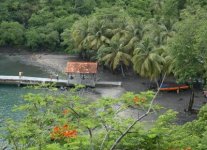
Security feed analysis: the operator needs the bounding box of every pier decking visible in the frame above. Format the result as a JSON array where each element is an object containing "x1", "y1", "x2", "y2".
[
  {"x1": 0, "y1": 75, "x2": 68, "y2": 86},
  {"x1": 0, "y1": 76, "x2": 122, "y2": 87}
]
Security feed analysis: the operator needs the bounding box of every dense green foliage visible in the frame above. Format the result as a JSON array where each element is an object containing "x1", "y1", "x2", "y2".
[
  {"x1": 1, "y1": 0, "x2": 207, "y2": 82},
  {"x1": 169, "y1": 7, "x2": 207, "y2": 83},
  {"x1": 1, "y1": 86, "x2": 207, "y2": 150},
  {"x1": 1, "y1": 1, "x2": 207, "y2": 149}
]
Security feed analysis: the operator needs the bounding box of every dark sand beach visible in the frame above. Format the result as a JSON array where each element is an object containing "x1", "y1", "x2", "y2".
[{"x1": 1, "y1": 52, "x2": 206, "y2": 124}]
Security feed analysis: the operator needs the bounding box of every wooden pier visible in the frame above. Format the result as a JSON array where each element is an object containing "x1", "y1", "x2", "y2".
[
  {"x1": 0, "y1": 75, "x2": 68, "y2": 86},
  {"x1": 0, "y1": 76, "x2": 122, "y2": 87},
  {"x1": 96, "y1": 81, "x2": 122, "y2": 86}
]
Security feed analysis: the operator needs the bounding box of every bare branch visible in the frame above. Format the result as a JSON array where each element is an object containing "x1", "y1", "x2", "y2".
[
  {"x1": 110, "y1": 73, "x2": 166, "y2": 150},
  {"x1": 100, "y1": 130, "x2": 111, "y2": 150},
  {"x1": 68, "y1": 106, "x2": 81, "y2": 117},
  {"x1": 87, "y1": 127, "x2": 94, "y2": 150}
]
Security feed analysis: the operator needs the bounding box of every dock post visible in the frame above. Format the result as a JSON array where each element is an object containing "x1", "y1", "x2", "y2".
[
  {"x1": 177, "y1": 88, "x2": 180, "y2": 94},
  {"x1": 18, "y1": 72, "x2": 23, "y2": 87}
]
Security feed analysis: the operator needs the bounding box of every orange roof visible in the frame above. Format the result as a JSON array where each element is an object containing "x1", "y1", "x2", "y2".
[{"x1": 65, "y1": 62, "x2": 98, "y2": 74}]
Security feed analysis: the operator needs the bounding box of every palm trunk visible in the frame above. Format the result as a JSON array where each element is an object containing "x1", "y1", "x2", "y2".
[
  {"x1": 188, "y1": 85, "x2": 195, "y2": 112},
  {"x1": 155, "y1": 79, "x2": 160, "y2": 89},
  {"x1": 149, "y1": 81, "x2": 153, "y2": 89},
  {"x1": 79, "y1": 50, "x2": 87, "y2": 60},
  {"x1": 204, "y1": 78, "x2": 206, "y2": 88},
  {"x1": 158, "y1": 74, "x2": 163, "y2": 86},
  {"x1": 120, "y1": 64, "x2": 125, "y2": 77}
]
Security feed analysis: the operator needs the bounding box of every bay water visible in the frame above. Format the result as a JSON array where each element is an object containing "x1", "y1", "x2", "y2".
[{"x1": 0, "y1": 55, "x2": 50, "y2": 120}]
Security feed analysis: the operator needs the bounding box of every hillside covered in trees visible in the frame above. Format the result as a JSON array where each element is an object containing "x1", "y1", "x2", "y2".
[
  {"x1": 2, "y1": 1, "x2": 207, "y2": 150},
  {"x1": 1, "y1": 0, "x2": 207, "y2": 84}
]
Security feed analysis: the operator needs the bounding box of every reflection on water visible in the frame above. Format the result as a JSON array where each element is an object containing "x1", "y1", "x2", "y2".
[
  {"x1": 0, "y1": 54, "x2": 49, "y2": 119},
  {"x1": 0, "y1": 55, "x2": 49, "y2": 77}
]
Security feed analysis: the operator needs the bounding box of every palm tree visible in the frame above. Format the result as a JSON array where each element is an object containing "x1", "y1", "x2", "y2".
[
  {"x1": 144, "y1": 19, "x2": 163, "y2": 46},
  {"x1": 159, "y1": 46, "x2": 174, "y2": 74},
  {"x1": 155, "y1": 46, "x2": 174, "y2": 84},
  {"x1": 124, "y1": 19, "x2": 145, "y2": 54},
  {"x1": 144, "y1": 19, "x2": 175, "y2": 47},
  {"x1": 86, "y1": 18, "x2": 111, "y2": 50},
  {"x1": 160, "y1": 19, "x2": 176, "y2": 45},
  {"x1": 126, "y1": 19, "x2": 145, "y2": 42},
  {"x1": 98, "y1": 41, "x2": 132, "y2": 77},
  {"x1": 70, "y1": 17, "x2": 90, "y2": 50},
  {"x1": 132, "y1": 38, "x2": 165, "y2": 86},
  {"x1": 110, "y1": 17, "x2": 133, "y2": 46},
  {"x1": 150, "y1": 0, "x2": 164, "y2": 17},
  {"x1": 111, "y1": 29, "x2": 129, "y2": 47}
]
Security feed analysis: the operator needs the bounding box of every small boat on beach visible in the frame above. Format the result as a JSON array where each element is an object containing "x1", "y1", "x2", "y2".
[{"x1": 160, "y1": 83, "x2": 189, "y2": 93}]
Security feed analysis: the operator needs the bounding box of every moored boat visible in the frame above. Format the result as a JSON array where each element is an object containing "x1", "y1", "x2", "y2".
[{"x1": 160, "y1": 83, "x2": 189, "y2": 93}]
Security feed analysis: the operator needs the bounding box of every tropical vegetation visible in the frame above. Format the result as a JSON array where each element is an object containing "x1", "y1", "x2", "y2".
[
  {"x1": 1, "y1": 1, "x2": 207, "y2": 149},
  {"x1": 1, "y1": 0, "x2": 207, "y2": 82},
  {"x1": 1, "y1": 86, "x2": 207, "y2": 150}
]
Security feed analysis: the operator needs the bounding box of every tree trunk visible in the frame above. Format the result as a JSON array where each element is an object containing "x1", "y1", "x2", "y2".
[
  {"x1": 79, "y1": 50, "x2": 87, "y2": 60},
  {"x1": 188, "y1": 86, "x2": 195, "y2": 112},
  {"x1": 87, "y1": 128, "x2": 94, "y2": 150},
  {"x1": 204, "y1": 78, "x2": 206, "y2": 88},
  {"x1": 155, "y1": 79, "x2": 160, "y2": 89},
  {"x1": 149, "y1": 81, "x2": 153, "y2": 89},
  {"x1": 120, "y1": 64, "x2": 125, "y2": 78},
  {"x1": 158, "y1": 74, "x2": 163, "y2": 86}
]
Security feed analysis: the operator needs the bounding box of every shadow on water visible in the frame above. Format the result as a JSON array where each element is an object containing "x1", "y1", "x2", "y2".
[
  {"x1": 0, "y1": 55, "x2": 49, "y2": 77},
  {"x1": 0, "y1": 54, "x2": 50, "y2": 120}
]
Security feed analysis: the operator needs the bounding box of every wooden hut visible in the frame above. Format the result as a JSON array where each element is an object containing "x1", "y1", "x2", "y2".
[{"x1": 65, "y1": 62, "x2": 98, "y2": 87}]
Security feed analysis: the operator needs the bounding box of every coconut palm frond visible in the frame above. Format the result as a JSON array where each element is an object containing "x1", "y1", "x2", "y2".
[
  {"x1": 113, "y1": 51, "x2": 122, "y2": 70},
  {"x1": 132, "y1": 38, "x2": 168, "y2": 81},
  {"x1": 121, "y1": 53, "x2": 132, "y2": 66}
]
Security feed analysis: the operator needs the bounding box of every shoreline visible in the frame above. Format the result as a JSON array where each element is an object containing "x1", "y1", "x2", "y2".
[
  {"x1": 1, "y1": 52, "x2": 206, "y2": 124},
  {"x1": 2, "y1": 53, "x2": 78, "y2": 77}
]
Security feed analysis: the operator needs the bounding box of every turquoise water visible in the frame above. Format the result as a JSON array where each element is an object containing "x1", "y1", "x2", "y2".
[
  {"x1": 0, "y1": 55, "x2": 50, "y2": 120},
  {"x1": 0, "y1": 85, "x2": 34, "y2": 120}
]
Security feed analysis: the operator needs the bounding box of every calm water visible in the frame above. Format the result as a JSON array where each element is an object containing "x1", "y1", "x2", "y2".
[{"x1": 0, "y1": 55, "x2": 49, "y2": 120}]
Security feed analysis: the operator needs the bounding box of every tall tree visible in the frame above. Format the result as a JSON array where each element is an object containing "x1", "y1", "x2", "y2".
[
  {"x1": 168, "y1": 9, "x2": 207, "y2": 111},
  {"x1": 132, "y1": 38, "x2": 165, "y2": 86},
  {"x1": 70, "y1": 17, "x2": 90, "y2": 50},
  {"x1": 86, "y1": 18, "x2": 110, "y2": 50},
  {"x1": 144, "y1": 19, "x2": 175, "y2": 47},
  {"x1": 0, "y1": 21, "x2": 25, "y2": 46},
  {"x1": 124, "y1": 19, "x2": 145, "y2": 54},
  {"x1": 98, "y1": 41, "x2": 132, "y2": 77}
]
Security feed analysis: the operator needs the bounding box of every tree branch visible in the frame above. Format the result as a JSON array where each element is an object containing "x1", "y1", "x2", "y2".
[
  {"x1": 87, "y1": 127, "x2": 94, "y2": 150},
  {"x1": 100, "y1": 130, "x2": 111, "y2": 150},
  {"x1": 68, "y1": 106, "x2": 81, "y2": 118},
  {"x1": 110, "y1": 73, "x2": 166, "y2": 150}
]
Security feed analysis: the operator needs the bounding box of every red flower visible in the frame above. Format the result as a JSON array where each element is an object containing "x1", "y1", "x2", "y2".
[
  {"x1": 184, "y1": 147, "x2": 192, "y2": 150},
  {"x1": 133, "y1": 96, "x2": 139, "y2": 104},
  {"x1": 63, "y1": 109, "x2": 69, "y2": 115},
  {"x1": 51, "y1": 125, "x2": 77, "y2": 140},
  {"x1": 63, "y1": 124, "x2": 69, "y2": 130},
  {"x1": 63, "y1": 129, "x2": 77, "y2": 138},
  {"x1": 53, "y1": 126, "x2": 60, "y2": 133}
]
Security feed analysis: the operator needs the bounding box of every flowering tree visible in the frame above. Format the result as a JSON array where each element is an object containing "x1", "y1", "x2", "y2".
[
  {"x1": 0, "y1": 85, "x2": 156, "y2": 149},
  {"x1": 1, "y1": 85, "x2": 207, "y2": 149}
]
